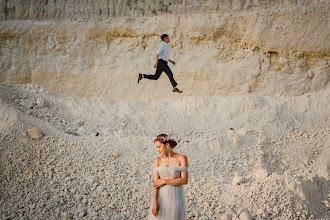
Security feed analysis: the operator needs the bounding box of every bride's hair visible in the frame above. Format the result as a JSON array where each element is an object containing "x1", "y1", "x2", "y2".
[{"x1": 154, "y1": 133, "x2": 178, "y2": 148}]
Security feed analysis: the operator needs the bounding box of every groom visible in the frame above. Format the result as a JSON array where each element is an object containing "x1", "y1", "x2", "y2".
[{"x1": 138, "y1": 34, "x2": 183, "y2": 93}]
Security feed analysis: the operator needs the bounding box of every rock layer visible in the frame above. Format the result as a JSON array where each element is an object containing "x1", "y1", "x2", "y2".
[
  {"x1": 0, "y1": 1, "x2": 329, "y2": 99},
  {"x1": 1, "y1": 0, "x2": 330, "y2": 21}
]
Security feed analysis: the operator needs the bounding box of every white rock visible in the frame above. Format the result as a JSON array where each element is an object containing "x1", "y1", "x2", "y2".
[
  {"x1": 66, "y1": 127, "x2": 77, "y2": 134},
  {"x1": 54, "y1": 124, "x2": 64, "y2": 130},
  {"x1": 27, "y1": 127, "x2": 44, "y2": 140},
  {"x1": 77, "y1": 127, "x2": 86, "y2": 135},
  {"x1": 221, "y1": 213, "x2": 232, "y2": 220},
  {"x1": 233, "y1": 136, "x2": 241, "y2": 145},
  {"x1": 82, "y1": 198, "x2": 88, "y2": 204},
  {"x1": 255, "y1": 169, "x2": 268, "y2": 180},
  {"x1": 83, "y1": 183, "x2": 90, "y2": 190},
  {"x1": 21, "y1": 131, "x2": 28, "y2": 137},
  {"x1": 322, "y1": 200, "x2": 330, "y2": 208},
  {"x1": 273, "y1": 206, "x2": 280, "y2": 213},
  {"x1": 112, "y1": 152, "x2": 120, "y2": 158},
  {"x1": 90, "y1": 211, "x2": 98, "y2": 217},
  {"x1": 36, "y1": 98, "x2": 46, "y2": 107},
  {"x1": 79, "y1": 209, "x2": 87, "y2": 217},
  {"x1": 76, "y1": 195, "x2": 83, "y2": 202},
  {"x1": 20, "y1": 99, "x2": 34, "y2": 109},
  {"x1": 256, "y1": 208, "x2": 267, "y2": 218},
  {"x1": 61, "y1": 212, "x2": 73, "y2": 219},
  {"x1": 78, "y1": 121, "x2": 84, "y2": 126},
  {"x1": 102, "y1": 190, "x2": 109, "y2": 197},
  {"x1": 28, "y1": 203, "x2": 36, "y2": 209},
  {"x1": 96, "y1": 185, "x2": 104, "y2": 192},
  {"x1": 232, "y1": 176, "x2": 244, "y2": 185},
  {"x1": 239, "y1": 212, "x2": 252, "y2": 220},
  {"x1": 244, "y1": 0, "x2": 251, "y2": 9},
  {"x1": 91, "y1": 183, "x2": 98, "y2": 191},
  {"x1": 237, "y1": 128, "x2": 248, "y2": 135},
  {"x1": 95, "y1": 206, "x2": 103, "y2": 211}
]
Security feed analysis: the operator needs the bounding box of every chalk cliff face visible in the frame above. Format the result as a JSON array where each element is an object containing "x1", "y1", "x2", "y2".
[{"x1": 0, "y1": 0, "x2": 329, "y2": 99}]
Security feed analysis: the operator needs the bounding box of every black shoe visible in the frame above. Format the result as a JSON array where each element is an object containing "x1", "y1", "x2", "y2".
[{"x1": 138, "y1": 73, "x2": 143, "y2": 83}]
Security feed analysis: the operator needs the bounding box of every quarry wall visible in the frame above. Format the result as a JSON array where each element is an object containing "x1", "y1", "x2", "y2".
[{"x1": 0, "y1": 0, "x2": 329, "y2": 99}]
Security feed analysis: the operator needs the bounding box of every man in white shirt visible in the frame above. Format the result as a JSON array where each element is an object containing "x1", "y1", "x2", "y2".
[{"x1": 138, "y1": 34, "x2": 183, "y2": 93}]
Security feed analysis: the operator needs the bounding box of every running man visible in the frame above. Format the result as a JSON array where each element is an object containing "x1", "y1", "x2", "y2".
[{"x1": 138, "y1": 34, "x2": 183, "y2": 93}]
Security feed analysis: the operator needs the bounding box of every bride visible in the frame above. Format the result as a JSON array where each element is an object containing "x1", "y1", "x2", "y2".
[{"x1": 147, "y1": 134, "x2": 189, "y2": 220}]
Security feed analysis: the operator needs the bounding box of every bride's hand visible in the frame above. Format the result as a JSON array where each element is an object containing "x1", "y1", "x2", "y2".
[
  {"x1": 153, "y1": 179, "x2": 165, "y2": 188},
  {"x1": 152, "y1": 202, "x2": 159, "y2": 217}
]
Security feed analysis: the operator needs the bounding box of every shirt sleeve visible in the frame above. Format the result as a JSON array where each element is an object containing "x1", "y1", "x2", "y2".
[{"x1": 156, "y1": 43, "x2": 165, "y2": 55}]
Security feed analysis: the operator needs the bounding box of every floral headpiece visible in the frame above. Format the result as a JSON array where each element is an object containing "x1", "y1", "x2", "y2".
[{"x1": 157, "y1": 135, "x2": 172, "y2": 142}]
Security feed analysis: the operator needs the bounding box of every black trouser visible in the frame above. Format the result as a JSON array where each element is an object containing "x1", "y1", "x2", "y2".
[{"x1": 143, "y1": 59, "x2": 178, "y2": 88}]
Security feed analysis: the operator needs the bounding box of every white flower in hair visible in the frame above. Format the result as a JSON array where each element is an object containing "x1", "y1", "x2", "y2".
[{"x1": 158, "y1": 135, "x2": 172, "y2": 141}]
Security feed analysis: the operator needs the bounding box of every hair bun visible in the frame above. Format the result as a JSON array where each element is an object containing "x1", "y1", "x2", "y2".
[{"x1": 169, "y1": 139, "x2": 177, "y2": 148}]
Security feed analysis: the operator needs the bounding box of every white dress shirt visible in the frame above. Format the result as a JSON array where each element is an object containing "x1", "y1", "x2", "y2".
[{"x1": 156, "y1": 41, "x2": 170, "y2": 62}]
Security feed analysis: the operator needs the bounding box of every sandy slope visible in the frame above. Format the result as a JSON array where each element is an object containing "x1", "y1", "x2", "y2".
[{"x1": 0, "y1": 83, "x2": 329, "y2": 219}]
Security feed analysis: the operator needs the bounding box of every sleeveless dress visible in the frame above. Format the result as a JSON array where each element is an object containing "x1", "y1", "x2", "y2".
[{"x1": 147, "y1": 166, "x2": 188, "y2": 220}]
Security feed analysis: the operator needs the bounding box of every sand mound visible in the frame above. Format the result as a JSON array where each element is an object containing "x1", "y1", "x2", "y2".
[{"x1": 0, "y1": 83, "x2": 329, "y2": 219}]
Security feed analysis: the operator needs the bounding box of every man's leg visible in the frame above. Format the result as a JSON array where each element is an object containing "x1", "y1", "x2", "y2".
[
  {"x1": 163, "y1": 64, "x2": 178, "y2": 88},
  {"x1": 143, "y1": 65, "x2": 163, "y2": 80}
]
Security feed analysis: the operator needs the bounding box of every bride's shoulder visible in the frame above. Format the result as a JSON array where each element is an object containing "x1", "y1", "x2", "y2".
[
  {"x1": 153, "y1": 157, "x2": 161, "y2": 166},
  {"x1": 176, "y1": 154, "x2": 188, "y2": 164},
  {"x1": 153, "y1": 157, "x2": 161, "y2": 162},
  {"x1": 176, "y1": 154, "x2": 187, "y2": 159}
]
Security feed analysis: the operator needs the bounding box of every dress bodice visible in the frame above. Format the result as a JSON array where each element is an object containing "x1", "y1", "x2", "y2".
[{"x1": 153, "y1": 166, "x2": 188, "y2": 179}]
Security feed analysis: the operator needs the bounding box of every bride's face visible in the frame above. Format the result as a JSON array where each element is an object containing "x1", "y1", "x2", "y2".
[{"x1": 155, "y1": 141, "x2": 168, "y2": 156}]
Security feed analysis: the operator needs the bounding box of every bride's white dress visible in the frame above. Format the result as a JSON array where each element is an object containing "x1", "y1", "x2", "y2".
[{"x1": 147, "y1": 166, "x2": 188, "y2": 220}]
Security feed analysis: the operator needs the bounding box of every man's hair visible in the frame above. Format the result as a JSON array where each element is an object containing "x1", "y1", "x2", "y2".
[{"x1": 161, "y1": 34, "x2": 169, "y2": 41}]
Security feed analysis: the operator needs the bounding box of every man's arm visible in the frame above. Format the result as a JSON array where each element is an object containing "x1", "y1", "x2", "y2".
[
  {"x1": 154, "y1": 43, "x2": 165, "y2": 68},
  {"x1": 154, "y1": 54, "x2": 160, "y2": 68},
  {"x1": 169, "y1": 59, "x2": 175, "y2": 65}
]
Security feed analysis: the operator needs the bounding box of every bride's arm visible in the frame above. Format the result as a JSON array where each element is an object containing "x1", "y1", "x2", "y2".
[
  {"x1": 152, "y1": 158, "x2": 161, "y2": 217},
  {"x1": 152, "y1": 158, "x2": 160, "y2": 204},
  {"x1": 153, "y1": 175, "x2": 160, "y2": 202},
  {"x1": 163, "y1": 171, "x2": 188, "y2": 186}
]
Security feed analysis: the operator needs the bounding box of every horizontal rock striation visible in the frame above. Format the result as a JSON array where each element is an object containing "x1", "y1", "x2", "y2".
[
  {"x1": 0, "y1": 0, "x2": 329, "y2": 99},
  {"x1": 1, "y1": 0, "x2": 330, "y2": 21}
]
